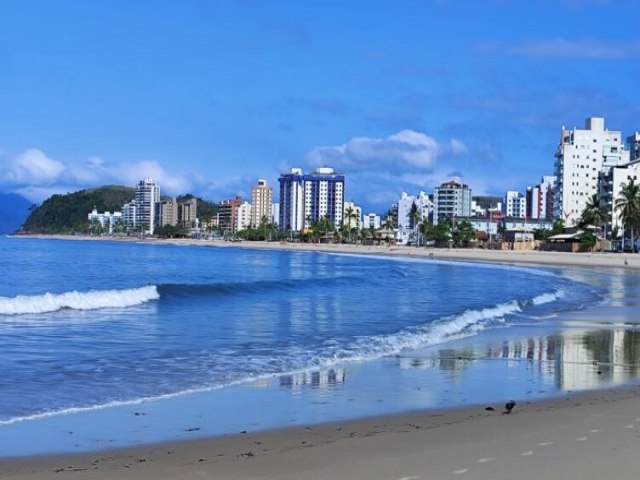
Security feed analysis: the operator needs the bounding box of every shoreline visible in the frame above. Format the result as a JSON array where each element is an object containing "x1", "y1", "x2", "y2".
[
  {"x1": 3, "y1": 384, "x2": 640, "y2": 479},
  {"x1": 5, "y1": 234, "x2": 640, "y2": 478},
  {"x1": 10, "y1": 233, "x2": 640, "y2": 270}
]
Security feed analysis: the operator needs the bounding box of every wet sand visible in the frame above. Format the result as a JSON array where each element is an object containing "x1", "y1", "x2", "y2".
[{"x1": 2, "y1": 386, "x2": 640, "y2": 479}]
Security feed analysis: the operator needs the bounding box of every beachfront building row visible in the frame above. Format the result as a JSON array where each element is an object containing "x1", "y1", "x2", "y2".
[
  {"x1": 553, "y1": 117, "x2": 629, "y2": 228},
  {"x1": 117, "y1": 179, "x2": 200, "y2": 235},
  {"x1": 278, "y1": 167, "x2": 345, "y2": 233},
  {"x1": 215, "y1": 180, "x2": 278, "y2": 234}
]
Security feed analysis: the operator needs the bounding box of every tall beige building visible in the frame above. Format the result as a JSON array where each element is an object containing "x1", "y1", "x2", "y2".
[
  {"x1": 155, "y1": 197, "x2": 178, "y2": 227},
  {"x1": 178, "y1": 197, "x2": 197, "y2": 229},
  {"x1": 251, "y1": 179, "x2": 273, "y2": 227}
]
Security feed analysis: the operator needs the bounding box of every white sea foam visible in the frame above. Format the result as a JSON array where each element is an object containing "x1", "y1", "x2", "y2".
[
  {"x1": 0, "y1": 285, "x2": 159, "y2": 315},
  {"x1": 531, "y1": 289, "x2": 565, "y2": 306}
]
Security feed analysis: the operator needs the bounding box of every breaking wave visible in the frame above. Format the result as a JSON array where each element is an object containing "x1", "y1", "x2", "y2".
[
  {"x1": 0, "y1": 286, "x2": 159, "y2": 315},
  {"x1": 530, "y1": 290, "x2": 565, "y2": 306}
]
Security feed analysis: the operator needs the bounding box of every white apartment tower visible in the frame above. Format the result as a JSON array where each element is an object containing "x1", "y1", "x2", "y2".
[
  {"x1": 135, "y1": 178, "x2": 161, "y2": 235},
  {"x1": 278, "y1": 167, "x2": 345, "y2": 232},
  {"x1": 303, "y1": 167, "x2": 345, "y2": 230},
  {"x1": 250, "y1": 179, "x2": 273, "y2": 227},
  {"x1": 554, "y1": 117, "x2": 628, "y2": 226},
  {"x1": 235, "y1": 201, "x2": 252, "y2": 232}
]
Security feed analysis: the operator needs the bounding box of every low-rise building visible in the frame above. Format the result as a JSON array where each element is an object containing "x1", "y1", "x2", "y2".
[
  {"x1": 363, "y1": 213, "x2": 381, "y2": 230},
  {"x1": 87, "y1": 208, "x2": 122, "y2": 234}
]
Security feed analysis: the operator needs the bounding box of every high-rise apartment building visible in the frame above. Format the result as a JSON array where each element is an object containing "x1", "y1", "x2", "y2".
[
  {"x1": 279, "y1": 167, "x2": 345, "y2": 232},
  {"x1": 303, "y1": 167, "x2": 344, "y2": 230},
  {"x1": 396, "y1": 191, "x2": 433, "y2": 245},
  {"x1": 502, "y1": 190, "x2": 526, "y2": 218},
  {"x1": 554, "y1": 117, "x2": 628, "y2": 226},
  {"x1": 433, "y1": 178, "x2": 472, "y2": 225},
  {"x1": 628, "y1": 132, "x2": 640, "y2": 162},
  {"x1": 279, "y1": 168, "x2": 305, "y2": 232},
  {"x1": 250, "y1": 179, "x2": 273, "y2": 227},
  {"x1": 155, "y1": 197, "x2": 178, "y2": 227},
  {"x1": 526, "y1": 176, "x2": 556, "y2": 220},
  {"x1": 217, "y1": 196, "x2": 242, "y2": 234},
  {"x1": 178, "y1": 197, "x2": 197, "y2": 229},
  {"x1": 134, "y1": 178, "x2": 160, "y2": 235},
  {"x1": 235, "y1": 201, "x2": 252, "y2": 232}
]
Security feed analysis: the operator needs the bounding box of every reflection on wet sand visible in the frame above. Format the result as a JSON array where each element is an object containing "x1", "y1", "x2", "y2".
[
  {"x1": 398, "y1": 328, "x2": 640, "y2": 392},
  {"x1": 279, "y1": 368, "x2": 346, "y2": 389}
]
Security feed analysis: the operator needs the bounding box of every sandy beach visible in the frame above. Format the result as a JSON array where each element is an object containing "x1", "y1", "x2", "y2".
[
  {"x1": 14, "y1": 233, "x2": 640, "y2": 270},
  {"x1": 2, "y1": 385, "x2": 640, "y2": 480},
  {"x1": 4, "y1": 235, "x2": 640, "y2": 479}
]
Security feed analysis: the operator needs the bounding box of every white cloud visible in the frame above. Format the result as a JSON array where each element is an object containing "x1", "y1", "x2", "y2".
[
  {"x1": 0, "y1": 149, "x2": 196, "y2": 203},
  {"x1": 119, "y1": 160, "x2": 193, "y2": 195},
  {"x1": 450, "y1": 138, "x2": 469, "y2": 155},
  {"x1": 2, "y1": 149, "x2": 65, "y2": 185},
  {"x1": 307, "y1": 129, "x2": 466, "y2": 174}
]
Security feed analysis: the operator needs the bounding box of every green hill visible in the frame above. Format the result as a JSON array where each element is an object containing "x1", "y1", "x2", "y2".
[
  {"x1": 20, "y1": 185, "x2": 135, "y2": 234},
  {"x1": 19, "y1": 186, "x2": 220, "y2": 234}
]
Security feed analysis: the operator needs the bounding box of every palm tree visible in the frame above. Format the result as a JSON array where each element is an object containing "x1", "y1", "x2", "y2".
[
  {"x1": 615, "y1": 177, "x2": 640, "y2": 252},
  {"x1": 344, "y1": 205, "x2": 358, "y2": 243},
  {"x1": 579, "y1": 193, "x2": 607, "y2": 237},
  {"x1": 408, "y1": 202, "x2": 422, "y2": 246}
]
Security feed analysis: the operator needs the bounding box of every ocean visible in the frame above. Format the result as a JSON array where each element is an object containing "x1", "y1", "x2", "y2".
[{"x1": 1, "y1": 236, "x2": 639, "y2": 456}]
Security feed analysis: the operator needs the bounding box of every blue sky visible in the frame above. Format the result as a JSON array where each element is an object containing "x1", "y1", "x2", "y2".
[{"x1": 1, "y1": 0, "x2": 640, "y2": 213}]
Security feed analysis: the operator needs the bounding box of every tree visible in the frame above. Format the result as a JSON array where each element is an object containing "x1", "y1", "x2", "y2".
[
  {"x1": 533, "y1": 228, "x2": 551, "y2": 241},
  {"x1": 580, "y1": 230, "x2": 597, "y2": 250},
  {"x1": 382, "y1": 215, "x2": 394, "y2": 230},
  {"x1": 408, "y1": 202, "x2": 422, "y2": 246},
  {"x1": 343, "y1": 205, "x2": 358, "y2": 243},
  {"x1": 551, "y1": 219, "x2": 565, "y2": 235},
  {"x1": 425, "y1": 220, "x2": 451, "y2": 243},
  {"x1": 579, "y1": 193, "x2": 607, "y2": 236},
  {"x1": 615, "y1": 176, "x2": 640, "y2": 252},
  {"x1": 452, "y1": 220, "x2": 476, "y2": 247}
]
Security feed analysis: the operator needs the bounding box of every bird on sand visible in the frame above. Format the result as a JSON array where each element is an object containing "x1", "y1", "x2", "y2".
[{"x1": 504, "y1": 400, "x2": 516, "y2": 414}]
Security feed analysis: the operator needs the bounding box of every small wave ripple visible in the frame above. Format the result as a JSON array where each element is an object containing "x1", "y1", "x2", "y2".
[{"x1": 0, "y1": 285, "x2": 159, "y2": 315}]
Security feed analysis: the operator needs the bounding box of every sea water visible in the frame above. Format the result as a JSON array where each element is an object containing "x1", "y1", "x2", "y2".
[{"x1": 1, "y1": 236, "x2": 639, "y2": 456}]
